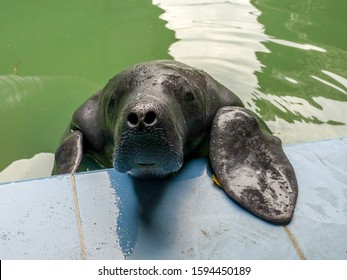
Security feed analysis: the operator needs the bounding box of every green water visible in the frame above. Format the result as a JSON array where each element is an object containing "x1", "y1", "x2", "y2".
[
  {"x1": 0, "y1": 0, "x2": 174, "y2": 171},
  {"x1": 0, "y1": 0, "x2": 346, "y2": 178},
  {"x1": 253, "y1": 0, "x2": 347, "y2": 141},
  {"x1": 157, "y1": 0, "x2": 347, "y2": 143}
]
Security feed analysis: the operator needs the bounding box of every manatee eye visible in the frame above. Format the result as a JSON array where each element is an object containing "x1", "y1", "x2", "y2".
[
  {"x1": 109, "y1": 95, "x2": 116, "y2": 108},
  {"x1": 185, "y1": 90, "x2": 195, "y2": 102}
]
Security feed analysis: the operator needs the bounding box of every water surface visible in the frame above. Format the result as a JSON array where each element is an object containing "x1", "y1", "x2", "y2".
[
  {"x1": 156, "y1": 0, "x2": 347, "y2": 143},
  {"x1": 1, "y1": 0, "x2": 346, "y2": 182},
  {"x1": 0, "y1": 0, "x2": 174, "y2": 176}
]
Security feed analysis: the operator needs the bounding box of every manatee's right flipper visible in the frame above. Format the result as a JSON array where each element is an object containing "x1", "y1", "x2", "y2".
[
  {"x1": 209, "y1": 107, "x2": 298, "y2": 224},
  {"x1": 52, "y1": 130, "x2": 83, "y2": 175}
]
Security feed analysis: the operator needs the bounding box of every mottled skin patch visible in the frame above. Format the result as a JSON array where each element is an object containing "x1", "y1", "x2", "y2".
[
  {"x1": 210, "y1": 107, "x2": 298, "y2": 223},
  {"x1": 52, "y1": 60, "x2": 298, "y2": 224}
]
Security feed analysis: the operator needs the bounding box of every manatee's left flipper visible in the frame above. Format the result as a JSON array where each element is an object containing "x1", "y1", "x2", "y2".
[
  {"x1": 209, "y1": 107, "x2": 298, "y2": 224},
  {"x1": 52, "y1": 130, "x2": 83, "y2": 175}
]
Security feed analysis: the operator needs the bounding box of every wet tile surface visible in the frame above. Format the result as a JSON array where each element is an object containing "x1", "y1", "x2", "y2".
[
  {"x1": 73, "y1": 171, "x2": 125, "y2": 259},
  {"x1": 122, "y1": 160, "x2": 299, "y2": 259},
  {"x1": 0, "y1": 137, "x2": 346, "y2": 259}
]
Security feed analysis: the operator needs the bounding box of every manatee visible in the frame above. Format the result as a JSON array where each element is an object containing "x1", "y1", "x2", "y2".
[{"x1": 52, "y1": 60, "x2": 298, "y2": 224}]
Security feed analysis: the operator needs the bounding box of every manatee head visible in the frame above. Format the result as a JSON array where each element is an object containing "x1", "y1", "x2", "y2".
[
  {"x1": 113, "y1": 92, "x2": 186, "y2": 177},
  {"x1": 100, "y1": 61, "x2": 209, "y2": 178}
]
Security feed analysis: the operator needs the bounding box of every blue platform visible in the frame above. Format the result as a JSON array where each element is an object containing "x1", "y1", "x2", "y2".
[{"x1": 0, "y1": 138, "x2": 346, "y2": 259}]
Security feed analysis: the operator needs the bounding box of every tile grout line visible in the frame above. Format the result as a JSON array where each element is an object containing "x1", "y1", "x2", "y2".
[
  {"x1": 283, "y1": 225, "x2": 305, "y2": 260},
  {"x1": 70, "y1": 173, "x2": 87, "y2": 260}
]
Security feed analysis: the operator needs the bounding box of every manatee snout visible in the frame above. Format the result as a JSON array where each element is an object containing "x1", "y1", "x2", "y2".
[
  {"x1": 113, "y1": 97, "x2": 184, "y2": 177},
  {"x1": 125, "y1": 101, "x2": 159, "y2": 130}
]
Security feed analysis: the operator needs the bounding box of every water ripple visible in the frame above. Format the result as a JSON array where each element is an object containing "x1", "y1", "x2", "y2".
[{"x1": 155, "y1": 0, "x2": 347, "y2": 143}]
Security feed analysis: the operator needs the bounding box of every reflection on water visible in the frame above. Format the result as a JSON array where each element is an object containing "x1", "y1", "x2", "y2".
[
  {"x1": 269, "y1": 38, "x2": 327, "y2": 53},
  {"x1": 154, "y1": 0, "x2": 267, "y2": 104},
  {"x1": 0, "y1": 75, "x2": 43, "y2": 114},
  {"x1": 253, "y1": 0, "x2": 347, "y2": 142},
  {"x1": 155, "y1": 0, "x2": 347, "y2": 143},
  {"x1": 0, "y1": 74, "x2": 100, "y2": 173}
]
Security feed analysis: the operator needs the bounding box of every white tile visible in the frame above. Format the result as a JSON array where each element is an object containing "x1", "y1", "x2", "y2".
[
  {"x1": 0, "y1": 175, "x2": 82, "y2": 259},
  {"x1": 284, "y1": 138, "x2": 347, "y2": 259}
]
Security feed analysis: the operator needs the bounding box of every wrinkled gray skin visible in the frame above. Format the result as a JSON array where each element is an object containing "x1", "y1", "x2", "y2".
[{"x1": 53, "y1": 60, "x2": 298, "y2": 224}]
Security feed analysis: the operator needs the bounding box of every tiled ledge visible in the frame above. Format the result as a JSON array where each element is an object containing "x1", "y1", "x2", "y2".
[{"x1": 1, "y1": 138, "x2": 346, "y2": 259}]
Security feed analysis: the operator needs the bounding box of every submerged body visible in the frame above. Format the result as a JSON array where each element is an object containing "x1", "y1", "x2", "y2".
[{"x1": 53, "y1": 60, "x2": 298, "y2": 224}]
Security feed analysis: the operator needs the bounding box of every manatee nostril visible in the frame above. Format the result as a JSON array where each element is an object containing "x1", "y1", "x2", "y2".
[
  {"x1": 144, "y1": 111, "x2": 157, "y2": 125},
  {"x1": 127, "y1": 112, "x2": 139, "y2": 126}
]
